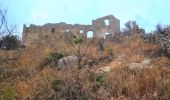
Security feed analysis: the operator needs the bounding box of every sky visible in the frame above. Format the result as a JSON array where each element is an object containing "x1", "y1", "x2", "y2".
[{"x1": 1, "y1": 0, "x2": 170, "y2": 35}]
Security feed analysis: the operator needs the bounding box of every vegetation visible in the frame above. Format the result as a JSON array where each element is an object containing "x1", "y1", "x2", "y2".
[
  {"x1": 38, "y1": 51, "x2": 65, "y2": 69},
  {"x1": 0, "y1": 35, "x2": 21, "y2": 50},
  {"x1": 1, "y1": 39, "x2": 170, "y2": 99},
  {"x1": 123, "y1": 20, "x2": 138, "y2": 33},
  {"x1": 51, "y1": 79, "x2": 62, "y2": 91},
  {"x1": 1, "y1": 85, "x2": 16, "y2": 100}
]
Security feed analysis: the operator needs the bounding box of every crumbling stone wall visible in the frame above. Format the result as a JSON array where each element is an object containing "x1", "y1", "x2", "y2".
[
  {"x1": 130, "y1": 25, "x2": 145, "y2": 42},
  {"x1": 111, "y1": 25, "x2": 145, "y2": 44},
  {"x1": 22, "y1": 15, "x2": 120, "y2": 46},
  {"x1": 153, "y1": 28, "x2": 170, "y2": 53},
  {"x1": 143, "y1": 27, "x2": 170, "y2": 55},
  {"x1": 92, "y1": 15, "x2": 120, "y2": 38}
]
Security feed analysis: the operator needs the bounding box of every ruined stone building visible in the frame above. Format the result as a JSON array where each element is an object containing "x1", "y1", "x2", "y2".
[{"x1": 22, "y1": 15, "x2": 120, "y2": 46}]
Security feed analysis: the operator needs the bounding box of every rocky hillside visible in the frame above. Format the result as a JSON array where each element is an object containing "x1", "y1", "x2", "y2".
[{"x1": 0, "y1": 33, "x2": 170, "y2": 99}]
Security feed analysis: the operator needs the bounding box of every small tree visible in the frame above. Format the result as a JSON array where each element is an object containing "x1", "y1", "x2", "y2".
[
  {"x1": 123, "y1": 20, "x2": 138, "y2": 34},
  {"x1": 0, "y1": 35, "x2": 20, "y2": 50},
  {"x1": 64, "y1": 31, "x2": 94, "y2": 68},
  {"x1": 0, "y1": 8, "x2": 17, "y2": 36},
  {"x1": 0, "y1": 6, "x2": 18, "y2": 50},
  {"x1": 0, "y1": 6, "x2": 20, "y2": 62},
  {"x1": 155, "y1": 24, "x2": 166, "y2": 34}
]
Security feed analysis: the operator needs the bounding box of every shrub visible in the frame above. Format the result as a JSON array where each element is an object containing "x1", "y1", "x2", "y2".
[
  {"x1": 48, "y1": 52, "x2": 64, "y2": 62},
  {"x1": 51, "y1": 79, "x2": 62, "y2": 91},
  {"x1": 95, "y1": 73, "x2": 106, "y2": 87},
  {"x1": 38, "y1": 52, "x2": 65, "y2": 69},
  {"x1": 105, "y1": 47, "x2": 113, "y2": 55},
  {"x1": 0, "y1": 35, "x2": 20, "y2": 50},
  {"x1": 72, "y1": 35, "x2": 83, "y2": 44},
  {"x1": 1, "y1": 85, "x2": 16, "y2": 100},
  {"x1": 47, "y1": 52, "x2": 65, "y2": 66}
]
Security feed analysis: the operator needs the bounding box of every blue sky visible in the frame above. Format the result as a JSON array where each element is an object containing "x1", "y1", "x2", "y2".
[{"x1": 1, "y1": 0, "x2": 170, "y2": 34}]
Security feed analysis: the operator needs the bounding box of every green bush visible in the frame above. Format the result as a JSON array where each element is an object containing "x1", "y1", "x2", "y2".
[
  {"x1": 167, "y1": 83, "x2": 170, "y2": 99},
  {"x1": 1, "y1": 85, "x2": 16, "y2": 100},
  {"x1": 0, "y1": 35, "x2": 20, "y2": 50},
  {"x1": 48, "y1": 52, "x2": 65, "y2": 66},
  {"x1": 72, "y1": 35, "x2": 83, "y2": 44},
  {"x1": 95, "y1": 74, "x2": 106, "y2": 87},
  {"x1": 39, "y1": 52, "x2": 65, "y2": 69},
  {"x1": 51, "y1": 79, "x2": 62, "y2": 91},
  {"x1": 48, "y1": 52, "x2": 64, "y2": 62},
  {"x1": 105, "y1": 47, "x2": 113, "y2": 55}
]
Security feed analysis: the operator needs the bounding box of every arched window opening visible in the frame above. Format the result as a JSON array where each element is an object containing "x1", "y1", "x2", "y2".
[
  {"x1": 87, "y1": 31, "x2": 94, "y2": 38},
  {"x1": 104, "y1": 19, "x2": 109, "y2": 26},
  {"x1": 80, "y1": 30, "x2": 84, "y2": 33},
  {"x1": 66, "y1": 29, "x2": 70, "y2": 32}
]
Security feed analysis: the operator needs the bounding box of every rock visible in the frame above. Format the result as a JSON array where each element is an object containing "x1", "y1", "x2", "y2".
[
  {"x1": 57, "y1": 56, "x2": 78, "y2": 68},
  {"x1": 86, "y1": 60, "x2": 94, "y2": 66},
  {"x1": 115, "y1": 54, "x2": 125, "y2": 62},
  {"x1": 142, "y1": 58, "x2": 151, "y2": 65},
  {"x1": 84, "y1": 65, "x2": 90, "y2": 68},
  {"x1": 129, "y1": 58, "x2": 152, "y2": 70},
  {"x1": 81, "y1": 57, "x2": 88, "y2": 65},
  {"x1": 97, "y1": 66, "x2": 111, "y2": 73},
  {"x1": 128, "y1": 63, "x2": 143, "y2": 70}
]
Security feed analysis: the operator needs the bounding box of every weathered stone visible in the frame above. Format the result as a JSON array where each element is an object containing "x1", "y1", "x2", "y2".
[
  {"x1": 22, "y1": 15, "x2": 120, "y2": 46},
  {"x1": 57, "y1": 56, "x2": 78, "y2": 68},
  {"x1": 142, "y1": 58, "x2": 151, "y2": 65},
  {"x1": 86, "y1": 60, "x2": 94, "y2": 66},
  {"x1": 128, "y1": 63, "x2": 144, "y2": 70},
  {"x1": 129, "y1": 58, "x2": 151, "y2": 70},
  {"x1": 97, "y1": 66, "x2": 111, "y2": 73},
  {"x1": 146, "y1": 27, "x2": 170, "y2": 55},
  {"x1": 115, "y1": 54, "x2": 125, "y2": 62}
]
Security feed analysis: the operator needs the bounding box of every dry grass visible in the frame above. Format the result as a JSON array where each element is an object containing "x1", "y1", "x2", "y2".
[
  {"x1": 11, "y1": 66, "x2": 170, "y2": 100},
  {"x1": 1, "y1": 40, "x2": 170, "y2": 99}
]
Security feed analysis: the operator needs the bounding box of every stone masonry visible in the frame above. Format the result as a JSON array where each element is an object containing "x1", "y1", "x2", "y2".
[{"x1": 22, "y1": 15, "x2": 120, "y2": 46}]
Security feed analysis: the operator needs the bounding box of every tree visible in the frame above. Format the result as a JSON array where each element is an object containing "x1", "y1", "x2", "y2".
[
  {"x1": 0, "y1": 35, "x2": 20, "y2": 50},
  {"x1": 64, "y1": 31, "x2": 95, "y2": 68},
  {"x1": 0, "y1": 6, "x2": 20, "y2": 62},
  {"x1": 123, "y1": 20, "x2": 138, "y2": 33},
  {"x1": 0, "y1": 6, "x2": 19, "y2": 49},
  {"x1": 0, "y1": 8, "x2": 17, "y2": 36},
  {"x1": 155, "y1": 24, "x2": 166, "y2": 34}
]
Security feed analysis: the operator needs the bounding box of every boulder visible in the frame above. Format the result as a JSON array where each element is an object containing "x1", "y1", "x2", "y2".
[
  {"x1": 101, "y1": 67, "x2": 111, "y2": 72},
  {"x1": 128, "y1": 63, "x2": 143, "y2": 70},
  {"x1": 142, "y1": 58, "x2": 151, "y2": 65},
  {"x1": 57, "y1": 56, "x2": 78, "y2": 68},
  {"x1": 97, "y1": 66, "x2": 111, "y2": 73},
  {"x1": 115, "y1": 54, "x2": 125, "y2": 62},
  {"x1": 129, "y1": 58, "x2": 152, "y2": 70}
]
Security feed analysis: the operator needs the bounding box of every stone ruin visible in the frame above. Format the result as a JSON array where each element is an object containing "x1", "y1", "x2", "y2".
[
  {"x1": 22, "y1": 15, "x2": 120, "y2": 46},
  {"x1": 152, "y1": 27, "x2": 170, "y2": 53},
  {"x1": 111, "y1": 24, "x2": 145, "y2": 44}
]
